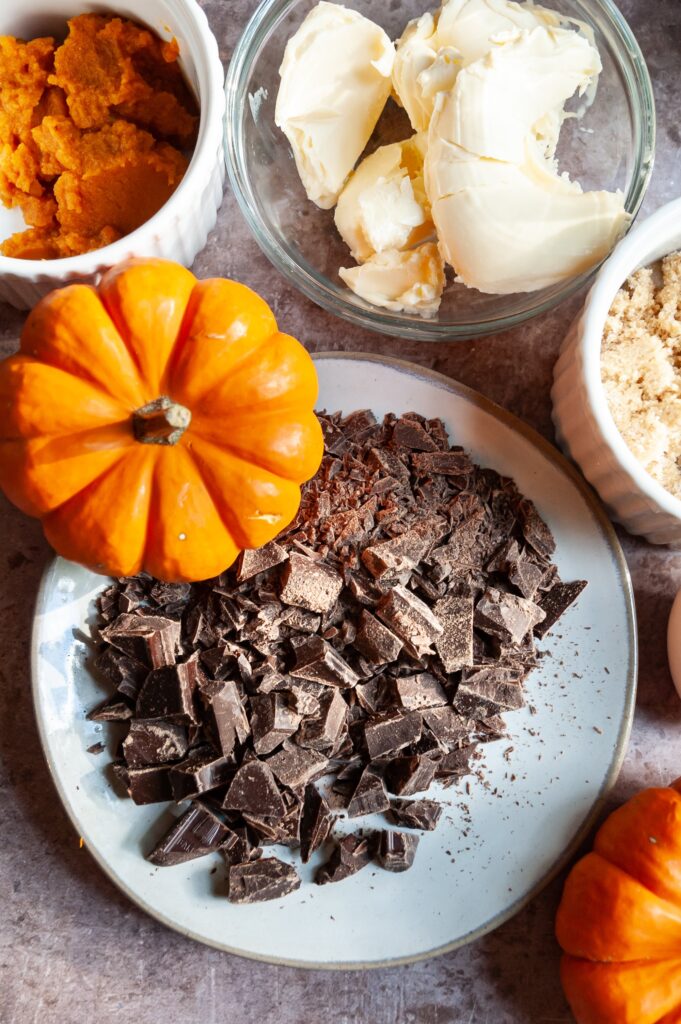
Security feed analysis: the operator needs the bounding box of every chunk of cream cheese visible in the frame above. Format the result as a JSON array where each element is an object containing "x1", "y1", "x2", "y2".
[
  {"x1": 393, "y1": 0, "x2": 561, "y2": 132},
  {"x1": 425, "y1": 26, "x2": 629, "y2": 293},
  {"x1": 340, "y1": 243, "x2": 445, "y2": 314},
  {"x1": 275, "y1": 2, "x2": 395, "y2": 209},
  {"x1": 334, "y1": 135, "x2": 433, "y2": 261}
]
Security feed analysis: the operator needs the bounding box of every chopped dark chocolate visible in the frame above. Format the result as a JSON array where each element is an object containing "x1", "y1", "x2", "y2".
[
  {"x1": 251, "y1": 693, "x2": 301, "y2": 755},
  {"x1": 393, "y1": 672, "x2": 447, "y2": 711},
  {"x1": 412, "y1": 450, "x2": 473, "y2": 476},
  {"x1": 227, "y1": 858, "x2": 301, "y2": 903},
  {"x1": 299, "y1": 785, "x2": 332, "y2": 862},
  {"x1": 377, "y1": 585, "x2": 443, "y2": 656},
  {"x1": 136, "y1": 659, "x2": 199, "y2": 724},
  {"x1": 316, "y1": 834, "x2": 372, "y2": 885},
  {"x1": 376, "y1": 830, "x2": 419, "y2": 872},
  {"x1": 354, "y1": 610, "x2": 403, "y2": 664},
  {"x1": 148, "y1": 803, "x2": 230, "y2": 865},
  {"x1": 347, "y1": 766, "x2": 390, "y2": 818},
  {"x1": 422, "y1": 706, "x2": 470, "y2": 751},
  {"x1": 388, "y1": 799, "x2": 443, "y2": 831},
  {"x1": 122, "y1": 720, "x2": 188, "y2": 768},
  {"x1": 267, "y1": 744, "x2": 328, "y2": 790},
  {"x1": 454, "y1": 667, "x2": 524, "y2": 718},
  {"x1": 223, "y1": 760, "x2": 286, "y2": 819},
  {"x1": 392, "y1": 416, "x2": 438, "y2": 451},
  {"x1": 280, "y1": 552, "x2": 343, "y2": 615},
  {"x1": 88, "y1": 697, "x2": 133, "y2": 721},
  {"x1": 199, "y1": 678, "x2": 250, "y2": 756},
  {"x1": 434, "y1": 593, "x2": 474, "y2": 672},
  {"x1": 236, "y1": 541, "x2": 288, "y2": 582},
  {"x1": 169, "y1": 750, "x2": 234, "y2": 800},
  {"x1": 296, "y1": 688, "x2": 346, "y2": 751},
  {"x1": 290, "y1": 636, "x2": 359, "y2": 689},
  {"x1": 124, "y1": 764, "x2": 173, "y2": 805},
  {"x1": 100, "y1": 614, "x2": 180, "y2": 669},
  {"x1": 384, "y1": 755, "x2": 437, "y2": 796},
  {"x1": 363, "y1": 711, "x2": 422, "y2": 760},
  {"x1": 534, "y1": 580, "x2": 587, "y2": 638},
  {"x1": 475, "y1": 588, "x2": 545, "y2": 645}
]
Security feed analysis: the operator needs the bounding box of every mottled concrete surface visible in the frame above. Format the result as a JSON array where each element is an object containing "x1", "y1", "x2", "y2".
[{"x1": 1, "y1": 1, "x2": 681, "y2": 1021}]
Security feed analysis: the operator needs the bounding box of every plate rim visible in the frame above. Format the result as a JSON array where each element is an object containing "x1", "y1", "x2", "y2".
[{"x1": 30, "y1": 351, "x2": 638, "y2": 970}]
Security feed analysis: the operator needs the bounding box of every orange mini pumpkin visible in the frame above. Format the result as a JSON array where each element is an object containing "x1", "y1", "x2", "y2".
[
  {"x1": 556, "y1": 778, "x2": 681, "y2": 1024},
  {"x1": 0, "y1": 258, "x2": 323, "y2": 582}
]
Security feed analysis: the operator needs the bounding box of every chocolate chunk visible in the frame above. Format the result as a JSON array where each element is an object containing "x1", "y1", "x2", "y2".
[
  {"x1": 436, "y1": 744, "x2": 478, "y2": 780},
  {"x1": 124, "y1": 764, "x2": 173, "y2": 805},
  {"x1": 412, "y1": 450, "x2": 472, "y2": 477},
  {"x1": 316, "y1": 834, "x2": 372, "y2": 885},
  {"x1": 388, "y1": 799, "x2": 442, "y2": 831},
  {"x1": 394, "y1": 672, "x2": 447, "y2": 711},
  {"x1": 376, "y1": 830, "x2": 419, "y2": 872},
  {"x1": 199, "y1": 678, "x2": 250, "y2": 756},
  {"x1": 148, "y1": 803, "x2": 230, "y2": 865},
  {"x1": 347, "y1": 767, "x2": 390, "y2": 818},
  {"x1": 236, "y1": 542, "x2": 288, "y2": 582},
  {"x1": 279, "y1": 607, "x2": 321, "y2": 634},
  {"x1": 290, "y1": 636, "x2": 359, "y2": 689},
  {"x1": 227, "y1": 858, "x2": 301, "y2": 903},
  {"x1": 136, "y1": 659, "x2": 200, "y2": 723},
  {"x1": 534, "y1": 580, "x2": 587, "y2": 638},
  {"x1": 250, "y1": 693, "x2": 301, "y2": 755},
  {"x1": 300, "y1": 785, "x2": 332, "y2": 862},
  {"x1": 507, "y1": 547, "x2": 548, "y2": 599},
  {"x1": 434, "y1": 593, "x2": 474, "y2": 673},
  {"x1": 519, "y1": 499, "x2": 556, "y2": 558},
  {"x1": 475, "y1": 588, "x2": 545, "y2": 645},
  {"x1": 384, "y1": 755, "x2": 437, "y2": 796},
  {"x1": 169, "y1": 750, "x2": 234, "y2": 800},
  {"x1": 122, "y1": 720, "x2": 188, "y2": 768},
  {"x1": 392, "y1": 416, "x2": 438, "y2": 451},
  {"x1": 296, "y1": 688, "x2": 346, "y2": 750},
  {"x1": 422, "y1": 707, "x2": 470, "y2": 751},
  {"x1": 354, "y1": 610, "x2": 403, "y2": 664},
  {"x1": 377, "y1": 586, "x2": 443, "y2": 656},
  {"x1": 223, "y1": 760, "x2": 286, "y2": 819},
  {"x1": 361, "y1": 528, "x2": 432, "y2": 583},
  {"x1": 363, "y1": 711, "x2": 422, "y2": 760},
  {"x1": 219, "y1": 825, "x2": 261, "y2": 866},
  {"x1": 454, "y1": 668, "x2": 524, "y2": 718},
  {"x1": 88, "y1": 697, "x2": 133, "y2": 721},
  {"x1": 267, "y1": 744, "x2": 328, "y2": 790},
  {"x1": 280, "y1": 553, "x2": 343, "y2": 615},
  {"x1": 285, "y1": 687, "x2": 320, "y2": 717},
  {"x1": 100, "y1": 614, "x2": 181, "y2": 669}
]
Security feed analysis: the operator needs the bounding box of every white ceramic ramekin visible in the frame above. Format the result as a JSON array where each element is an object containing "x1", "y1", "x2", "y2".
[
  {"x1": 0, "y1": 0, "x2": 225, "y2": 309},
  {"x1": 552, "y1": 197, "x2": 681, "y2": 546}
]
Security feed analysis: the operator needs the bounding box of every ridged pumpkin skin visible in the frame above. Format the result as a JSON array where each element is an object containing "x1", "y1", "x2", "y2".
[
  {"x1": 556, "y1": 780, "x2": 681, "y2": 1024},
  {"x1": 0, "y1": 258, "x2": 323, "y2": 582}
]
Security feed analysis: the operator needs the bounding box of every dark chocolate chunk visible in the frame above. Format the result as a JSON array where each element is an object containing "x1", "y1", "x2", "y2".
[
  {"x1": 454, "y1": 667, "x2": 524, "y2": 718},
  {"x1": 519, "y1": 499, "x2": 556, "y2": 558},
  {"x1": 474, "y1": 588, "x2": 545, "y2": 645},
  {"x1": 376, "y1": 830, "x2": 419, "y2": 872},
  {"x1": 250, "y1": 693, "x2": 301, "y2": 755},
  {"x1": 354, "y1": 610, "x2": 403, "y2": 664},
  {"x1": 392, "y1": 417, "x2": 438, "y2": 451},
  {"x1": 316, "y1": 834, "x2": 372, "y2": 885},
  {"x1": 412, "y1": 451, "x2": 472, "y2": 476},
  {"x1": 296, "y1": 688, "x2": 346, "y2": 750},
  {"x1": 285, "y1": 687, "x2": 320, "y2": 717},
  {"x1": 100, "y1": 614, "x2": 181, "y2": 669},
  {"x1": 366, "y1": 446, "x2": 410, "y2": 483},
  {"x1": 122, "y1": 720, "x2": 188, "y2": 768},
  {"x1": 422, "y1": 707, "x2": 470, "y2": 751},
  {"x1": 388, "y1": 799, "x2": 442, "y2": 831},
  {"x1": 361, "y1": 528, "x2": 432, "y2": 583},
  {"x1": 290, "y1": 636, "x2": 359, "y2": 689},
  {"x1": 267, "y1": 744, "x2": 328, "y2": 790},
  {"x1": 384, "y1": 755, "x2": 437, "y2": 796},
  {"x1": 534, "y1": 580, "x2": 587, "y2": 638},
  {"x1": 227, "y1": 858, "x2": 301, "y2": 903},
  {"x1": 363, "y1": 711, "x2": 422, "y2": 760},
  {"x1": 300, "y1": 785, "x2": 332, "y2": 863},
  {"x1": 199, "y1": 678, "x2": 250, "y2": 756},
  {"x1": 136, "y1": 659, "x2": 200, "y2": 723},
  {"x1": 376, "y1": 585, "x2": 443, "y2": 656},
  {"x1": 147, "y1": 803, "x2": 230, "y2": 865},
  {"x1": 219, "y1": 825, "x2": 261, "y2": 866},
  {"x1": 394, "y1": 672, "x2": 447, "y2": 711},
  {"x1": 223, "y1": 760, "x2": 286, "y2": 819},
  {"x1": 169, "y1": 751, "x2": 234, "y2": 800},
  {"x1": 236, "y1": 542, "x2": 288, "y2": 582},
  {"x1": 279, "y1": 552, "x2": 343, "y2": 615},
  {"x1": 434, "y1": 593, "x2": 474, "y2": 672},
  {"x1": 88, "y1": 697, "x2": 133, "y2": 721},
  {"x1": 124, "y1": 764, "x2": 173, "y2": 805},
  {"x1": 436, "y1": 745, "x2": 478, "y2": 780},
  {"x1": 346, "y1": 766, "x2": 390, "y2": 818}
]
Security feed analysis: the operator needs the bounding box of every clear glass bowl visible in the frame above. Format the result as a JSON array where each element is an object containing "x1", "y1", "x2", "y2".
[{"x1": 225, "y1": 0, "x2": 655, "y2": 341}]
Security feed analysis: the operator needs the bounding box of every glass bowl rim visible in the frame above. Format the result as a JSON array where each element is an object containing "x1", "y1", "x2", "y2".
[{"x1": 225, "y1": 0, "x2": 656, "y2": 342}]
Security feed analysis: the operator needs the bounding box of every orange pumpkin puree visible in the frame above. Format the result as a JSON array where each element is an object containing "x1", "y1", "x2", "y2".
[{"x1": 0, "y1": 14, "x2": 198, "y2": 260}]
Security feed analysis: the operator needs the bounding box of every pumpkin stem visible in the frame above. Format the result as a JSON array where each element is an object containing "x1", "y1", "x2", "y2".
[{"x1": 132, "y1": 396, "x2": 192, "y2": 446}]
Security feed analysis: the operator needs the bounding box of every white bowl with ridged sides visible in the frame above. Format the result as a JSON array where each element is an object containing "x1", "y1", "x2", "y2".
[
  {"x1": 552, "y1": 198, "x2": 681, "y2": 547},
  {"x1": 0, "y1": 0, "x2": 225, "y2": 310}
]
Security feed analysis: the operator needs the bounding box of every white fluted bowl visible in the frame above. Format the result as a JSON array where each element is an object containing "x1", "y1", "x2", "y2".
[
  {"x1": 552, "y1": 197, "x2": 681, "y2": 546},
  {"x1": 0, "y1": 0, "x2": 225, "y2": 309}
]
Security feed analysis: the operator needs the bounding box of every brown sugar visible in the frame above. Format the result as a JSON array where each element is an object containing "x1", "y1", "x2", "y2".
[{"x1": 0, "y1": 14, "x2": 198, "y2": 260}]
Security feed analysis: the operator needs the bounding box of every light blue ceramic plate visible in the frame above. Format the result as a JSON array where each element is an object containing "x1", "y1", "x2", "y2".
[{"x1": 31, "y1": 354, "x2": 637, "y2": 968}]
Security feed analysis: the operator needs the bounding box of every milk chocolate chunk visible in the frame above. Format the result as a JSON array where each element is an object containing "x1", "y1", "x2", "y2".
[
  {"x1": 100, "y1": 614, "x2": 181, "y2": 669},
  {"x1": 223, "y1": 760, "x2": 286, "y2": 819},
  {"x1": 290, "y1": 636, "x2": 359, "y2": 689},
  {"x1": 354, "y1": 610, "x2": 403, "y2": 665},
  {"x1": 267, "y1": 744, "x2": 328, "y2": 790},
  {"x1": 296, "y1": 688, "x2": 346, "y2": 750},
  {"x1": 534, "y1": 580, "x2": 587, "y2": 638},
  {"x1": 474, "y1": 588, "x2": 545, "y2": 645},
  {"x1": 199, "y1": 678, "x2": 250, "y2": 756},
  {"x1": 227, "y1": 858, "x2": 301, "y2": 903},
  {"x1": 148, "y1": 803, "x2": 230, "y2": 865},
  {"x1": 376, "y1": 830, "x2": 419, "y2": 872},
  {"x1": 279, "y1": 553, "x2": 343, "y2": 615},
  {"x1": 412, "y1": 451, "x2": 472, "y2": 476},
  {"x1": 251, "y1": 693, "x2": 302, "y2": 755},
  {"x1": 300, "y1": 785, "x2": 332, "y2": 863},
  {"x1": 316, "y1": 834, "x2": 372, "y2": 885},
  {"x1": 236, "y1": 542, "x2": 288, "y2": 582},
  {"x1": 124, "y1": 764, "x2": 173, "y2": 805},
  {"x1": 384, "y1": 755, "x2": 437, "y2": 796},
  {"x1": 122, "y1": 720, "x2": 188, "y2": 768},
  {"x1": 394, "y1": 672, "x2": 447, "y2": 711},
  {"x1": 392, "y1": 416, "x2": 438, "y2": 451},
  {"x1": 434, "y1": 593, "x2": 474, "y2": 673},
  {"x1": 136, "y1": 659, "x2": 200, "y2": 724},
  {"x1": 388, "y1": 799, "x2": 442, "y2": 831},
  {"x1": 169, "y1": 751, "x2": 234, "y2": 800},
  {"x1": 377, "y1": 586, "x2": 443, "y2": 656},
  {"x1": 363, "y1": 711, "x2": 422, "y2": 760},
  {"x1": 347, "y1": 767, "x2": 390, "y2": 818},
  {"x1": 422, "y1": 707, "x2": 470, "y2": 751}
]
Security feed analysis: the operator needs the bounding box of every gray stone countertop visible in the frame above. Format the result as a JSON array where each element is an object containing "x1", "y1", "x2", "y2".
[{"x1": 2, "y1": 1, "x2": 681, "y2": 1021}]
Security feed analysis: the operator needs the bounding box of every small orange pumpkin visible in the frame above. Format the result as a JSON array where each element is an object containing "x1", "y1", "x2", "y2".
[
  {"x1": 556, "y1": 778, "x2": 681, "y2": 1024},
  {"x1": 0, "y1": 258, "x2": 323, "y2": 582}
]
